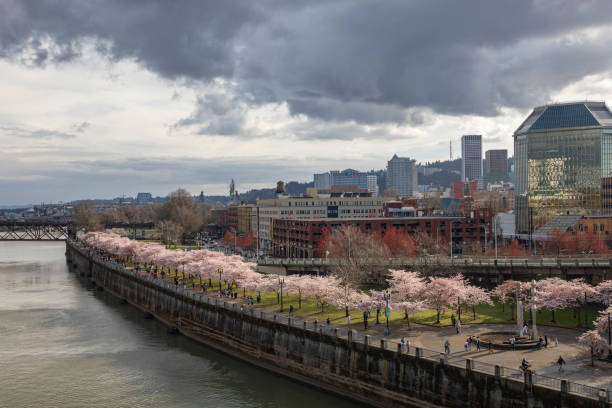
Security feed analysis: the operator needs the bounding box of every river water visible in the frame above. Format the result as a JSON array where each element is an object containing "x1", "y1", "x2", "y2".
[{"x1": 0, "y1": 242, "x2": 363, "y2": 408}]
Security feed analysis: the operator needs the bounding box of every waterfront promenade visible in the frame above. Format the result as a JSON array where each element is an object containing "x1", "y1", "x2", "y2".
[{"x1": 116, "y1": 261, "x2": 612, "y2": 401}]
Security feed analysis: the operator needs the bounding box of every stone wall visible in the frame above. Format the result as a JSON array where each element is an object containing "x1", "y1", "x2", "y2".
[{"x1": 66, "y1": 242, "x2": 605, "y2": 408}]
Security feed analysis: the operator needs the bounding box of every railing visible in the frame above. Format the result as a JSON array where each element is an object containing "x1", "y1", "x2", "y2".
[
  {"x1": 257, "y1": 256, "x2": 612, "y2": 268},
  {"x1": 68, "y1": 240, "x2": 610, "y2": 403}
]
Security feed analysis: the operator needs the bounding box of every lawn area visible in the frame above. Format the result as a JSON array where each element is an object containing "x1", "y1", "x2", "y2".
[{"x1": 132, "y1": 264, "x2": 602, "y2": 330}]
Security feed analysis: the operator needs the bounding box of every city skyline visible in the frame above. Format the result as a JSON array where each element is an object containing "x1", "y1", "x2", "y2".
[{"x1": 3, "y1": 1, "x2": 612, "y2": 204}]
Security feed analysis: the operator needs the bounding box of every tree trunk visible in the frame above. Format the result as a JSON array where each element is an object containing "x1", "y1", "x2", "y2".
[
  {"x1": 299, "y1": 289, "x2": 302, "y2": 309},
  {"x1": 502, "y1": 302, "x2": 505, "y2": 313},
  {"x1": 376, "y1": 308, "x2": 380, "y2": 324},
  {"x1": 405, "y1": 309, "x2": 410, "y2": 328},
  {"x1": 345, "y1": 306, "x2": 349, "y2": 317},
  {"x1": 511, "y1": 303, "x2": 515, "y2": 321},
  {"x1": 436, "y1": 309, "x2": 441, "y2": 324},
  {"x1": 473, "y1": 306, "x2": 476, "y2": 320},
  {"x1": 551, "y1": 309, "x2": 556, "y2": 323},
  {"x1": 404, "y1": 310, "x2": 408, "y2": 320}
]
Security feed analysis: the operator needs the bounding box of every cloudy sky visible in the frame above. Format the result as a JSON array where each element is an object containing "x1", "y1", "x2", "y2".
[{"x1": 2, "y1": 0, "x2": 612, "y2": 205}]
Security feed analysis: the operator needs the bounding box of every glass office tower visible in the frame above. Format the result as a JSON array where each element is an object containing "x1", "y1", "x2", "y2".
[{"x1": 514, "y1": 102, "x2": 612, "y2": 233}]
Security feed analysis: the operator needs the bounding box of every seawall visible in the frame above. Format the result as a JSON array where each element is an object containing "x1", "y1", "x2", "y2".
[{"x1": 66, "y1": 241, "x2": 607, "y2": 408}]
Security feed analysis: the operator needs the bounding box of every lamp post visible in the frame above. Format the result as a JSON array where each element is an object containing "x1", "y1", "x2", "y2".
[
  {"x1": 457, "y1": 296, "x2": 462, "y2": 323},
  {"x1": 384, "y1": 291, "x2": 391, "y2": 336},
  {"x1": 608, "y1": 308, "x2": 612, "y2": 360},
  {"x1": 584, "y1": 290, "x2": 588, "y2": 330},
  {"x1": 279, "y1": 277, "x2": 285, "y2": 312},
  {"x1": 218, "y1": 267, "x2": 223, "y2": 290}
]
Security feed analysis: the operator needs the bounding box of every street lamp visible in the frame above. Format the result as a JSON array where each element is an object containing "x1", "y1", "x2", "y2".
[
  {"x1": 457, "y1": 296, "x2": 462, "y2": 323},
  {"x1": 279, "y1": 277, "x2": 285, "y2": 312},
  {"x1": 584, "y1": 290, "x2": 589, "y2": 330},
  {"x1": 384, "y1": 291, "x2": 391, "y2": 335},
  {"x1": 218, "y1": 267, "x2": 223, "y2": 291},
  {"x1": 608, "y1": 308, "x2": 612, "y2": 360}
]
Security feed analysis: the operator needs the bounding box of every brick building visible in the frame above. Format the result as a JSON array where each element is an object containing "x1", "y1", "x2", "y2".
[{"x1": 270, "y1": 208, "x2": 492, "y2": 258}]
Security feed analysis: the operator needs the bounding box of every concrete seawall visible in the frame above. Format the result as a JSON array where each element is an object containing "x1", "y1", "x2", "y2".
[{"x1": 66, "y1": 241, "x2": 605, "y2": 408}]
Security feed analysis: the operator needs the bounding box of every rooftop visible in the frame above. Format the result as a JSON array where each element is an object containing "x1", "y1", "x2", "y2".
[{"x1": 514, "y1": 101, "x2": 612, "y2": 135}]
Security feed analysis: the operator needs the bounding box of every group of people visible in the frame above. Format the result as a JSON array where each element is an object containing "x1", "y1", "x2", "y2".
[{"x1": 464, "y1": 336, "x2": 481, "y2": 351}]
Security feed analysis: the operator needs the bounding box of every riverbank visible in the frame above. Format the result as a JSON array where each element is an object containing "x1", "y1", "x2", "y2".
[{"x1": 66, "y1": 240, "x2": 607, "y2": 408}]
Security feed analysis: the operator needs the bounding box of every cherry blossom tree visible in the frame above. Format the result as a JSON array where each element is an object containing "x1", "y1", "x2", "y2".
[
  {"x1": 462, "y1": 283, "x2": 493, "y2": 320},
  {"x1": 535, "y1": 278, "x2": 576, "y2": 323},
  {"x1": 595, "y1": 280, "x2": 612, "y2": 306},
  {"x1": 387, "y1": 269, "x2": 426, "y2": 326},
  {"x1": 422, "y1": 275, "x2": 464, "y2": 324},
  {"x1": 491, "y1": 280, "x2": 529, "y2": 320},
  {"x1": 578, "y1": 330, "x2": 608, "y2": 365}
]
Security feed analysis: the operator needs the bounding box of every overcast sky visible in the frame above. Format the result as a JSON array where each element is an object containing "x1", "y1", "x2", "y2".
[{"x1": 2, "y1": 0, "x2": 612, "y2": 205}]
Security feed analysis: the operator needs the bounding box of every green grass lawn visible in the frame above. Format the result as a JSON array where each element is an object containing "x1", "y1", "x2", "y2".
[{"x1": 125, "y1": 260, "x2": 602, "y2": 330}]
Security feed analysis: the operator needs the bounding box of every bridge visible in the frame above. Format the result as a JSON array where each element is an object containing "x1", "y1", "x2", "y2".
[
  {"x1": 0, "y1": 217, "x2": 155, "y2": 241},
  {"x1": 257, "y1": 256, "x2": 612, "y2": 285}
]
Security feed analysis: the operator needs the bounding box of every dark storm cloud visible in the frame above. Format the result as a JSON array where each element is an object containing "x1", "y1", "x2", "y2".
[
  {"x1": 3, "y1": 0, "x2": 612, "y2": 125},
  {"x1": 0, "y1": 0, "x2": 263, "y2": 78}
]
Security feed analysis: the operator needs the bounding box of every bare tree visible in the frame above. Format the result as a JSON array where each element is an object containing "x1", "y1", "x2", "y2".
[
  {"x1": 155, "y1": 188, "x2": 205, "y2": 242},
  {"x1": 324, "y1": 225, "x2": 390, "y2": 287},
  {"x1": 73, "y1": 201, "x2": 102, "y2": 232},
  {"x1": 158, "y1": 220, "x2": 182, "y2": 245}
]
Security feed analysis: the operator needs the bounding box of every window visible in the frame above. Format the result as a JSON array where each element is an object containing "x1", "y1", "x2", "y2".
[{"x1": 601, "y1": 224, "x2": 605, "y2": 232}]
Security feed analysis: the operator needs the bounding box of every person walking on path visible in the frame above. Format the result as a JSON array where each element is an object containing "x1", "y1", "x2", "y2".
[
  {"x1": 363, "y1": 311, "x2": 369, "y2": 330},
  {"x1": 511, "y1": 337, "x2": 516, "y2": 351},
  {"x1": 444, "y1": 340, "x2": 450, "y2": 354},
  {"x1": 476, "y1": 336, "x2": 481, "y2": 351},
  {"x1": 457, "y1": 320, "x2": 462, "y2": 334},
  {"x1": 347, "y1": 315, "x2": 351, "y2": 328},
  {"x1": 557, "y1": 355, "x2": 565, "y2": 372},
  {"x1": 326, "y1": 317, "x2": 331, "y2": 326}
]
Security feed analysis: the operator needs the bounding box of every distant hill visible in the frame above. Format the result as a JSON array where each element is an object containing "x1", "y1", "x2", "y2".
[{"x1": 203, "y1": 181, "x2": 314, "y2": 205}]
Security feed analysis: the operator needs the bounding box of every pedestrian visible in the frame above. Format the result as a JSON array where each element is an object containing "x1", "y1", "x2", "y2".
[
  {"x1": 326, "y1": 317, "x2": 331, "y2": 326},
  {"x1": 488, "y1": 342, "x2": 494, "y2": 354},
  {"x1": 464, "y1": 340, "x2": 468, "y2": 352},
  {"x1": 289, "y1": 304, "x2": 294, "y2": 315},
  {"x1": 511, "y1": 336, "x2": 516, "y2": 351},
  {"x1": 444, "y1": 339, "x2": 450, "y2": 354},
  {"x1": 363, "y1": 310, "x2": 369, "y2": 330},
  {"x1": 544, "y1": 335, "x2": 548, "y2": 348},
  {"x1": 537, "y1": 336, "x2": 543, "y2": 350},
  {"x1": 468, "y1": 336, "x2": 472, "y2": 351},
  {"x1": 554, "y1": 337, "x2": 559, "y2": 347},
  {"x1": 451, "y1": 314, "x2": 456, "y2": 328},
  {"x1": 314, "y1": 318, "x2": 318, "y2": 328},
  {"x1": 557, "y1": 355, "x2": 565, "y2": 372},
  {"x1": 457, "y1": 320, "x2": 462, "y2": 334},
  {"x1": 401, "y1": 337, "x2": 406, "y2": 346},
  {"x1": 257, "y1": 294, "x2": 261, "y2": 303},
  {"x1": 476, "y1": 336, "x2": 481, "y2": 351}
]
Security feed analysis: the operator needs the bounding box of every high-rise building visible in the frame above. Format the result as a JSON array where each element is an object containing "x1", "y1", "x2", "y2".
[
  {"x1": 485, "y1": 149, "x2": 508, "y2": 183},
  {"x1": 461, "y1": 135, "x2": 483, "y2": 182},
  {"x1": 386, "y1": 154, "x2": 417, "y2": 198},
  {"x1": 514, "y1": 101, "x2": 612, "y2": 234},
  {"x1": 313, "y1": 173, "x2": 331, "y2": 190},
  {"x1": 366, "y1": 175, "x2": 379, "y2": 196}
]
